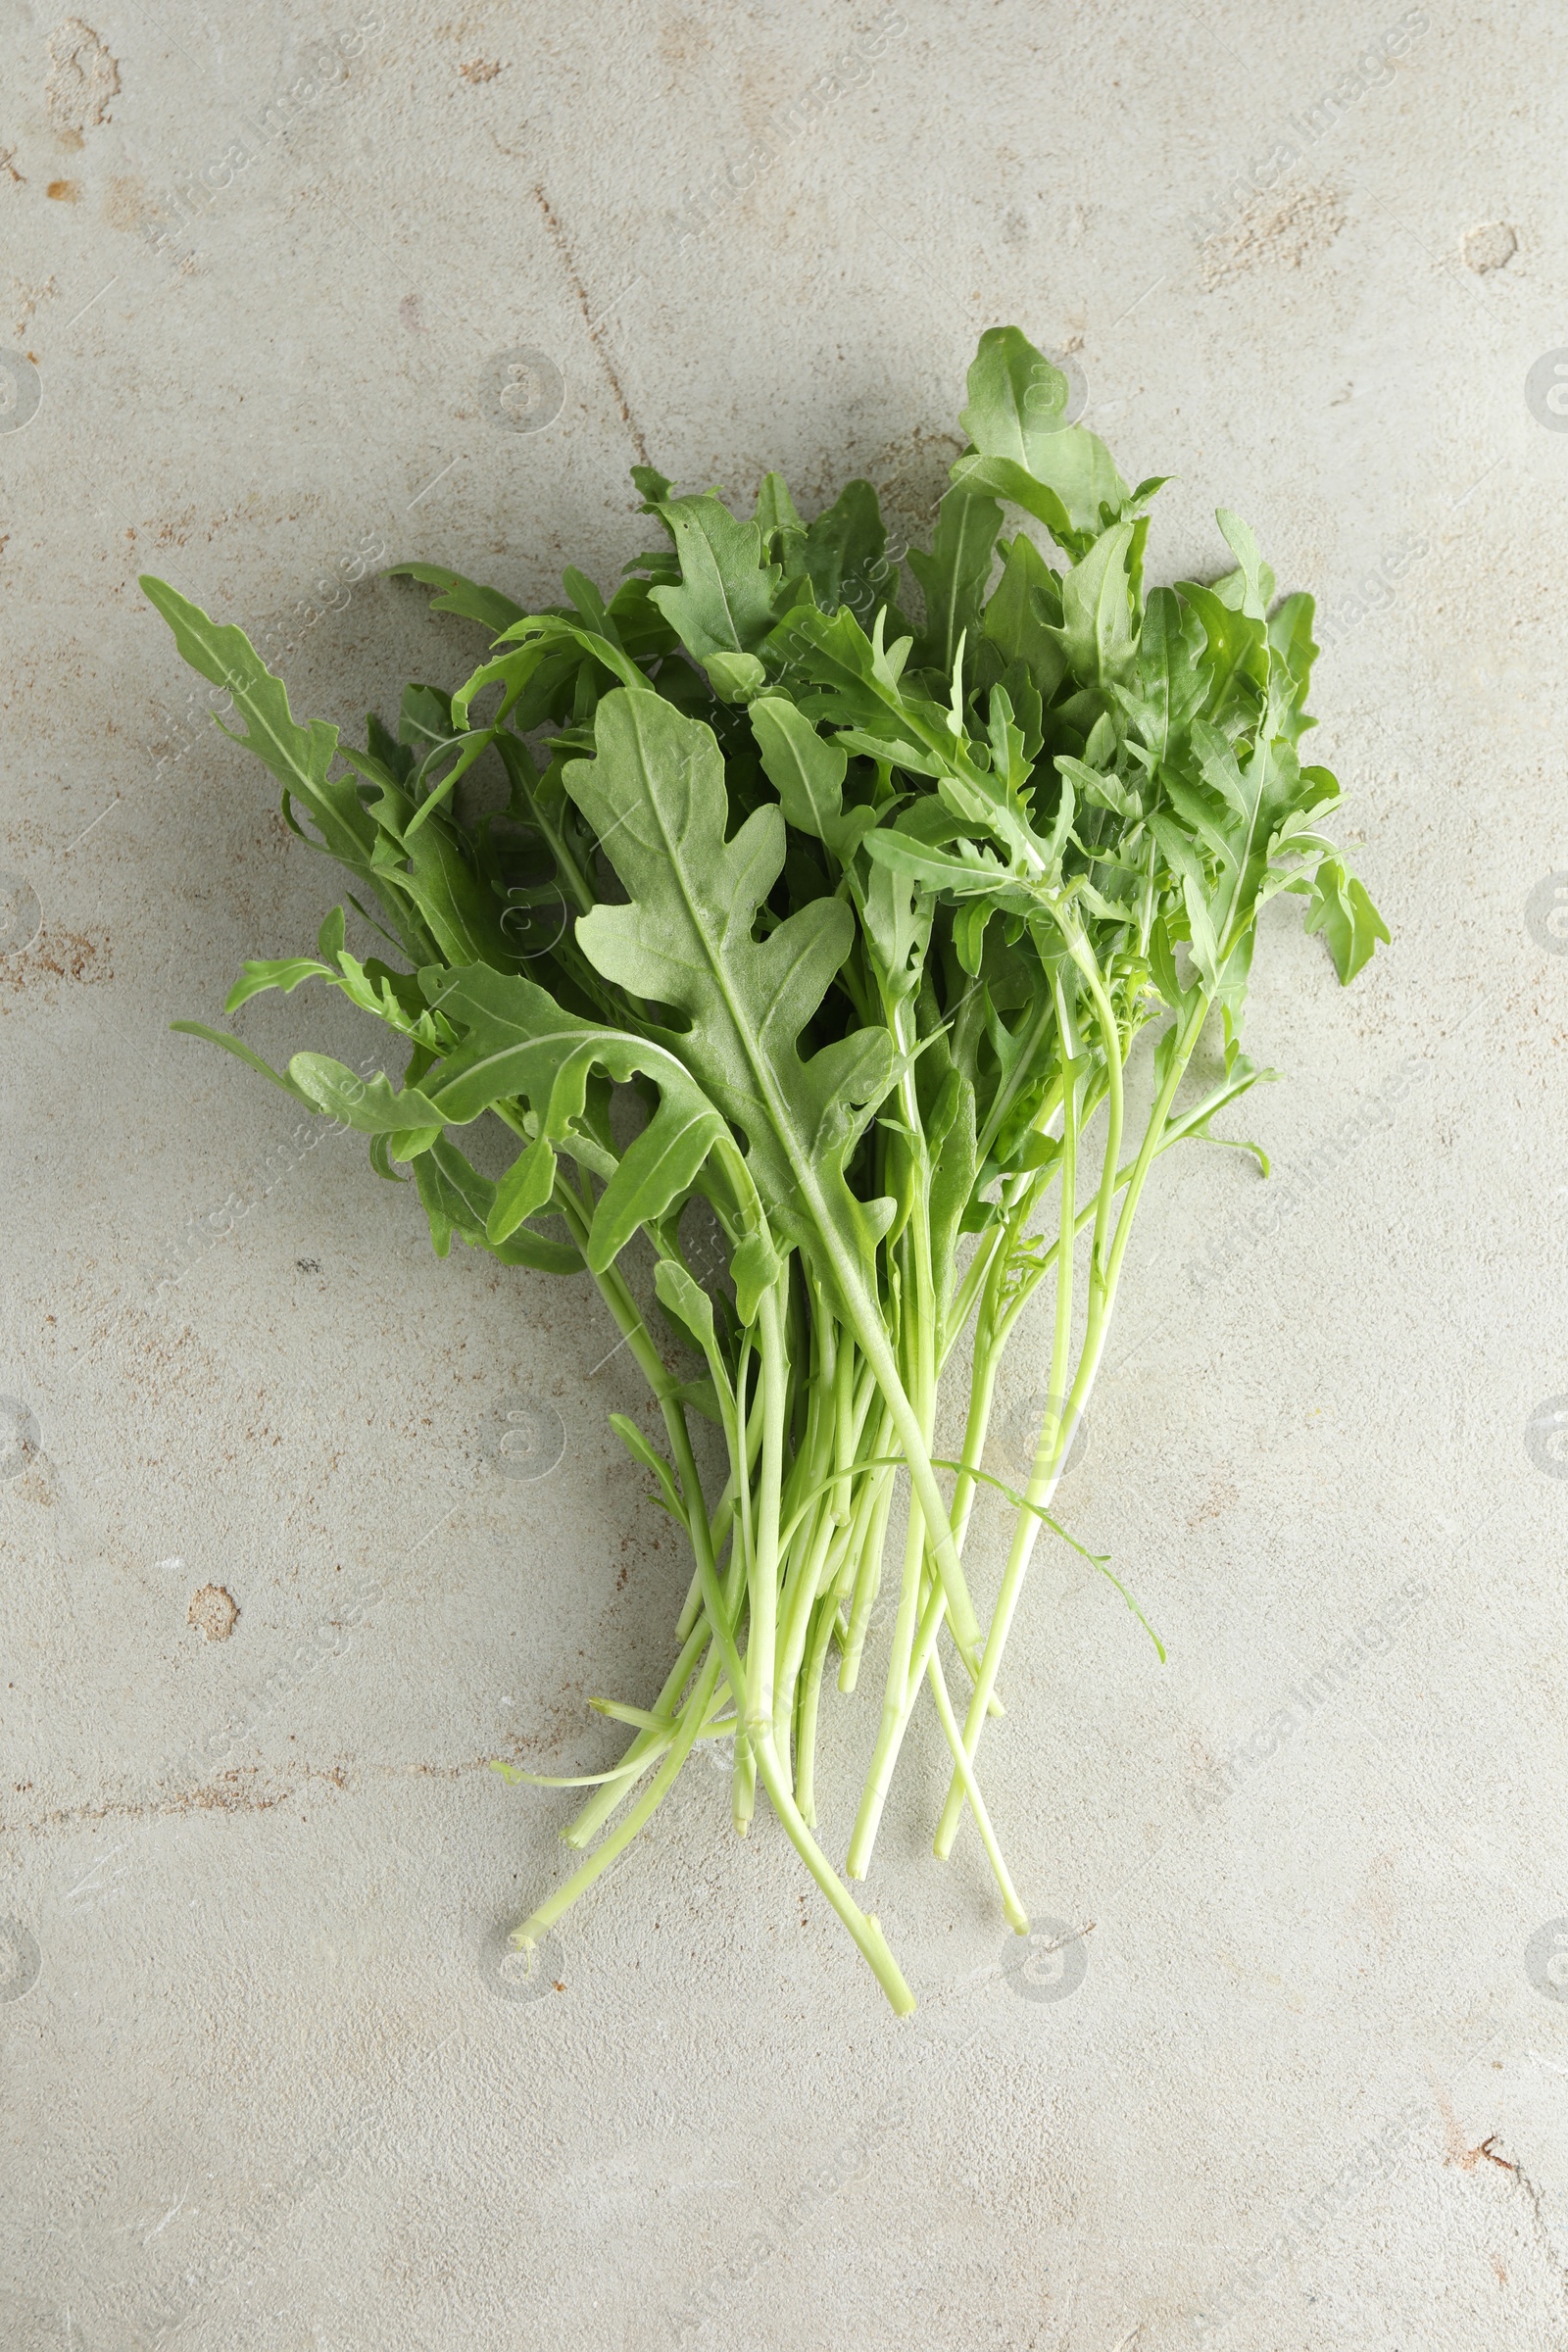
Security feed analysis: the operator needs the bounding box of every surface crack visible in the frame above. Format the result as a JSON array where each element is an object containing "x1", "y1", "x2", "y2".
[
  {"x1": 531, "y1": 181, "x2": 650, "y2": 466},
  {"x1": 1505, "y1": 2146, "x2": 1568, "y2": 2302}
]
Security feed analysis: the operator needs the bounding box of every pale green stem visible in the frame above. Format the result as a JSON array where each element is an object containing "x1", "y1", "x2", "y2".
[
  {"x1": 669, "y1": 1367, "x2": 914, "y2": 2011},
  {"x1": 772, "y1": 1328, "x2": 873, "y2": 1731},
  {"x1": 851, "y1": 997, "x2": 1080, "y2": 1881},
  {"x1": 753, "y1": 1728, "x2": 914, "y2": 2013},
  {"x1": 743, "y1": 1282, "x2": 789, "y2": 1736},
  {"x1": 793, "y1": 1585, "x2": 842, "y2": 1826},
  {"x1": 924, "y1": 1648, "x2": 1028, "y2": 1932},
  {"x1": 513, "y1": 1649, "x2": 724, "y2": 1943},
  {"x1": 846, "y1": 1452, "x2": 932, "y2": 1879},
  {"x1": 564, "y1": 1617, "x2": 711, "y2": 1848},
  {"x1": 837, "y1": 1410, "x2": 897, "y2": 1690},
  {"x1": 933, "y1": 995, "x2": 1209, "y2": 1855}
]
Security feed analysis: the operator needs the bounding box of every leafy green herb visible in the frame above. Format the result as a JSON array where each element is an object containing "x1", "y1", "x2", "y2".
[{"x1": 144, "y1": 324, "x2": 1386, "y2": 2015}]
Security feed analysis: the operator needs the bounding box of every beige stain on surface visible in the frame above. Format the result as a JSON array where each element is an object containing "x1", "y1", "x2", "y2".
[
  {"x1": 1462, "y1": 220, "x2": 1516, "y2": 272},
  {"x1": 1347, "y1": 1851, "x2": 1398, "y2": 1962},
  {"x1": 659, "y1": 13, "x2": 713, "y2": 68},
  {"x1": 0, "y1": 925, "x2": 112, "y2": 1001},
  {"x1": 1185, "y1": 1472, "x2": 1239, "y2": 1530},
  {"x1": 102, "y1": 174, "x2": 148, "y2": 232},
  {"x1": 9, "y1": 277, "x2": 57, "y2": 336},
  {"x1": 1200, "y1": 182, "x2": 1348, "y2": 289},
  {"x1": 44, "y1": 18, "x2": 120, "y2": 136},
  {"x1": 187, "y1": 1584, "x2": 239, "y2": 1642}
]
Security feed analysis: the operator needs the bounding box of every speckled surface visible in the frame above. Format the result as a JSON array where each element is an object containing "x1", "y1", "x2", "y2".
[{"x1": 2, "y1": 3, "x2": 1567, "y2": 2346}]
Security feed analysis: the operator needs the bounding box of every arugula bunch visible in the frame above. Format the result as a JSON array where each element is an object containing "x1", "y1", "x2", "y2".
[{"x1": 144, "y1": 326, "x2": 1386, "y2": 2014}]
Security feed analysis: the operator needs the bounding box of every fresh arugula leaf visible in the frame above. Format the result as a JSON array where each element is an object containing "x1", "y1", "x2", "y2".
[
  {"x1": 956, "y1": 325, "x2": 1128, "y2": 542},
  {"x1": 1045, "y1": 522, "x2": 1140, "y2": 691},
  {"x1": 980, "y1": 532, "x2": 1068, "y2": 701},
  {"x1": 907, "y1": 488, "x2": 1002, "y2": 676},
  {"x1": 646, "y1": 490, "x2": 785, "y2": 665},
  {"x1": 564, "y1": 689, "x2": 893, "y2": 1265},
  {"x1": 418, "y1": 963, "x2": 731, "y2": 1274},
  {"x1": 386, "y1": 563, "x2": 526, "y2": 637},
  {"x1": 1304, "y1": 857, "x2": 1392, "y2": 982},
  {"x1": 802, "y1": 478, "x2": 887, "y2": 614}
]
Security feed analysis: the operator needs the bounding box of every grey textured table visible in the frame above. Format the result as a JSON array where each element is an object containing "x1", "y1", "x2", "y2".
[{"x1": 2, "y1": 4, "x2": 1566, "y2": 2346}]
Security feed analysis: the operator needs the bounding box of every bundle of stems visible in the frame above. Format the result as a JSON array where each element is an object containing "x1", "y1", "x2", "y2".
[{"x1": 146, "y1": 327, "x2": 1386, "y2": 2013}]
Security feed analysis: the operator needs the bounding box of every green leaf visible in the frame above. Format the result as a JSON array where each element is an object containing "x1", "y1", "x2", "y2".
[
  {"x1": 366, "y1": 712, "x2": 414, "y2": 788},
  {"x1": 1146, "y1": 914, "x2": 1189, "y2": 1012},
  {"x1": 861, "y1": 835, "x2": 935, "y2": 1001},
  {"x1": 1114, "y1": 585, "x2": 1207, "y2": 761},
  {"x1": 287, "y1": 1055, "x2": 444, "y2": 1145},
  {"x1": 926, "y1": 1065, "x2": 978, "y2": 1320},
  {"x1": 748, "y1": 696, "x2": 871, "y2": 867},
  {"x1": 647, "y1": 490, "x2": 783, "y2": 662},
  {"x1": 487, "y1": 1136, "x2": 558, "y2": 1242},
  {"x1": 412, "y1": 1134, "x2": 581, "y2": 1271},
  {"x1": 385, "y1": 563, "x2": 525, "y2": 636},
  {"x1": 608, "y1": 1413, "x2": 689, "y2": 1527},
  {"x1": 670, "y1": 1375, "x2": 723, "y2": 1425},
  {"x1": 446, "y1": 641, "x2": 551, "y2": 733},
  {"x1": 458, "y1": 616, "x2": 643, "y2": 719},
  {"x1": 400, "y1": 681, "x2": 456, "y2": 752},
  {"x1": 386, "y1": 813, "x2": 516, "y2": 971},
  {"x1": 956, "y1": 325, "x2": 1128, "y2": 539},
  {"x1": 1267, "y1": 591, "x2": 1320, "y2": 743},
  {"x1": 1150, "y1": 814, "x2": 1223, "y2": 991},
  {"x1": 948, "y1": 453, "x2": 1079, "y2": 556},
  {"x1": 1189, "y1": 719, "x2": 1301, "y2": 946},
  {"x1": 753, "y1": 470, "x2": 807, "y2": 570},
  {"x1": 954, "y1": 900, "x2": 994, "y2": 975},
  {"x1": 223, "y1": 955, "x2": 333, "y2": 1011},
  {"x1": 606, "y1": 574, "x2": 681, "y2": 663},
  {"x1": 564, "y1": 689, "x2": 897, "y2": 1279},
  {"x1": 140, "y1": 577, "x2": 508, "y2": 976},
  {"x1": 1055, "y1": 753, "x2": 1136, "y2": 819},
  {"x1": 1215, "y1": 509, "x2": 1268, "y2": 621},
  {"x1": 1046, "y1": 523, "x2": 1139, "y2": 690},
  {"x1": 704, "y1": 650, "x2": 766, "y2": 704},
  {"x1": 140, "y1": 577, "x2": 377, "y2": 882},
  {"x1": 980, "y1": 532, "x2": 1067, "y2": 700},
  {"x1": 768, "y1": 603, "x2": 917, "y2": 738},
  {"x1": 561, "y1": 565, "x2": 621, "y2": 643},
  {"x1": 654, "y1": 1256, "x2": 718, "y2": 1356},
  {"x1": 1304, "y1": 858, "x2": 1391, "y2": 983},
  {"x1": 630, "y1": 463, "x2": 674, "y2": 509},
  {"x1": 802, "y1": 479, "x2": 886, "y2": 613},
  {"x1": 959, "y1": 326, "x2": 1073, "y2": 463},
  {"x1": 1160, "y1": 1054, "x2": 1279, "y2": 1173},
  {"x1": 1175, "y1": 578, "x2": 1268, "y2": 716},
  {"x1": 418, "y1": 963, "x2": 729, "y2": 1273},
  {"x1": 861, "y1": 824, "x2": 1022, "y2": 904},
  {"x1": 907, "y1": 489, "x2": 1002, "y2": 675},
  {"x1": 368, "y1": 1131, "x2": 410, "y2": 1184},
  {"x1": 170, "y1": 1020, "x2": 309, "y2": 1099},
  {"x1": 731, "y1": 1229, "x2": 784, "y2": 1324},
  {"x1": 829, "y1": 726, "x2": 944, "y2": 779},
  {"x1": 1160, "y1": 765, "x2": 1238, "y2": 870}
]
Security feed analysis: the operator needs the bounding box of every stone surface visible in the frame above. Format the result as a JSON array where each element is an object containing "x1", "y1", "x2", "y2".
[{"x1": 2, "y1": 2, "x2": 1567, "y2": 2347}]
